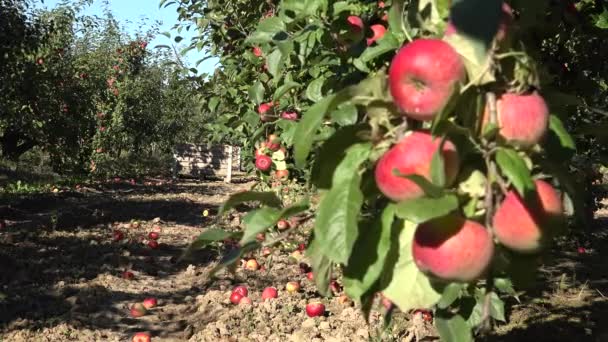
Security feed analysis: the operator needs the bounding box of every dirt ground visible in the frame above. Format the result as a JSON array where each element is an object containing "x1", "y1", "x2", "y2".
[{"x1": 1, "y1": 179, "x2": 607, "y2": 341}]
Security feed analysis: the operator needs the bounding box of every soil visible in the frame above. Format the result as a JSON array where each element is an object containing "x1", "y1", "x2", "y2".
[{"x1": 0, "y1": 179, "x2": 607, "y2": 341}]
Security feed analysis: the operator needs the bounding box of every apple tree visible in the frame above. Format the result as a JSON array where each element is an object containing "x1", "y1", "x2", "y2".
[{"x1": 173, "y1": 0, "x2": 591, "y2": 340}]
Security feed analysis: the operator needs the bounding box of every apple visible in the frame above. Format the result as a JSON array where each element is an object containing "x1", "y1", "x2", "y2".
[
  {"x1": 122, "y1": 271, "x2": 135, "y2": 280},
  {"x1": 298, "y1": 243, "x2": 306, "y2": 252},
  {"x1": 266, "y1": 134, "x2": 281, "y2": 151},
  {"x1": 306, "y1": 272, "x2": 314, "y2": 281},
  {"x1": 255, "y1": 155, "x2": 272, "y2": 172},
  {"x1": 281, "y1": 111, "x2": 299, "y2": 121},
  {"x1": 113, "y1": 230, "x2": 124, "y2": 242},
  {"x1": 142, "y1": 297, "x2": 157, "y2": 309},
  {"x1": 256, "y1": 233, "x2": 265, "y2": 242},
  {"x1": 130, "y1": 303, "x2": 147, "y2": 317},
  {"x1": 253, "y1": 47, "x2": 263, "y2": 57},
  {"x1": 578, "y1": 247, "x2": 587, "y2": 255},
  {"x1": 483, "y1": 92, "x2": 549, "y2": 148},
  {"x1": 99, "y1": 126, "x2": 106, "y2": 132},
  {"x1": 337, "y1": 16, "x2": 364, "y2": 46},
  {"x1": 245, "y1": 259, "x2": 259, "y2": 271},
  {"x1": 338, "y1": 295, "x2": 351, "y2": 305},
  {"x1": 413, "y1": 214, "x2": 494, "y2": 282},
  {"x1": 492, "y1": 179, "x2": 564, "y2": 253},
  {"x1": 96, "y1": 148, "x2": 104, "y2": 153},
  {"x1": 0, "y1": 220, "x2": 6, "y2": 230},
  {"x1": 148, "y1": 240, "x2": 159, "y2": 249},
  {"x1": 330, "y1": 280, "x2": 342, "y2": 294},
  {"x1": 112, "y1": 88, "x2": 119, "y2": 96},
  {"x1": 261, "y1": 247, "x2": 272, "y2": 257},
  {"x1": 233, "y1": 285, "x2": 248, "y2": 297},
  {"x1": 36, "y1": 57, "x2": 44, "y2": 65},
  {"x1": 388, "y1": 38, "x2": 464, "y2": 121},
  {"x1": 274, "y1": 169, "x2": 289, "y2": 181},
  {"x1": 277, "y1": 219, "x2": 290, "y2": 231},
  {"x1": 375, "y1": 131, "x2": 460, "y2": 202},
  {"x1": 306, "y1": 302, "x2": 325, "y2": 317},
  {"x1": 132, "y1": 332, "x2": 151, "y2": 342},
  {"x1": 239, "y1": 296, "x2": 253, "y2": 305},
  {"x1": 261, "y1": 287, "x2": 278, "y2": 301},
  {"x1": 255, "y1": 147, "x2": 267, "y2": 158},
  {"x1": 258, "y1": 102, "x2": 273, "y2": 115},
  {"x1": 366, "y1": 24, "x2": 386, "y2": 46},
  {"x1": 286, "y1": 281, "x2": 301, "y2": 293},
  {"x1": 380, "y1": 294, "x2": 393, "y2": 310},
  {"x1": 148, "y1": 232, "x2": 159, "y2": 240},
  {"x1": 378, "y1": 1, "x2": 385, "y2": 8},
  {"x1": 413, "y1": 309, "x2": 433, "y2": 322},
  {"x1": 230, "y1": 291, "x2": 244, "y2": 304}
]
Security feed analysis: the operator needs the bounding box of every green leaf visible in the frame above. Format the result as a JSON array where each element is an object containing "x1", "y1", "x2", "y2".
[
  {"x1": 548, "y1": 115, "x2": 576, "y2": 151},
  {"x1": 381, "y1": 220, "x2": 442, "y2": 312},
  {"x1": 307, "y1": 238, "x2": 334, "y2": 297},
  {"x1": 435, "y1": 315, "x2": 473, "y2": 342},
  {"x1": 430, "y1": 137, "x2": 447, "y2": 187},
  {"x1": 490, "y1": 292, "x2": 506, "y2": 322},
  {"x1": 246, "y1": 17, "x2": 287, "y2": 44},
  {"x1": 249, "y1": 82, "x2": 265, "y2": 105},
  {"x1": 185, "y1": 229, "x2": 235, "y2": 252},
  {"x1": 394, "y1": 174, "x2": 445, "y2": 198},
  {"x1": 267, "y1": 49, "x2": 284, "y2": 79},
  {"x1": 344, "y1": 205, "x2": 396, "y2": 300},
  {"x1": 208, "y1": 97, "x2": 220, "y2": 112},
  {"x1": 359, "y1": 31, "x2": 401, "y2": 62},
  {"x1": 388, "y1": 0, "x2": 407, "y2": 42},
  {"x1": 218, "y1": 191, "x2": 282, "y2": 216},
  {"x1": 240, "y1": 201, "x2": 309, "y2": 245},
  {"x1": 273, "y1": 81, "x2": 301, "y2": 101},
  {"x1": 314, "y1": 143, "x2": 371, "y2": 264},
  {"x1": 437, "y1": 283, "x2": 465, "y2": 309},
  {"x1": 495, "y1": 148, "x2": 536, "y2": 197},
  {"x1": 330, "y1": 103, "x2": 358, "y2": 126},
  {"x1": 211, "y1": 242, "x2": 261, "y2": 276},
  {"x1": 394, "y1": 194, "x2": 459, "y2": 224},
  {"x1": 306, "y1": 77, "x2": 325, "y2": 102}
]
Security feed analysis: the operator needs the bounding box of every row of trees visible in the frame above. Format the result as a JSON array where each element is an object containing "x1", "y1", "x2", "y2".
[{"x1": 0, "y1": 0, "x2": 207, "y2": 176}]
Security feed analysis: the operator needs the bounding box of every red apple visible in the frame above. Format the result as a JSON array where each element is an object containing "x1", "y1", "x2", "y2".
[
  {"x1": 239, "y1": 296, "x2": 253, "y2": 305},
  {"x1": 148, "y1": 240, "x2": 159, "y2": 249},
  {"x1": 483, "y1": 92, "x2": 549, "y2": 148},
  {"x1": 261, "y1": 287, "x2": 278, "y2": 301},
  {"x1": 258, "y1": 102, "x2": 273, "y2": 115},
  {"x1": 375, "y1": 131, "x2": 460, "y2": 202},
  {"x1": 233, "y1": 285, "x2": 248, "y2": 297},
  {"x1": 274, "y1": 169, "x2": 289, "y2": 181},
  {"x1": 132, "y1": 332, "x2": 151, "y2": 342},
  {"x1": 389, "y1": 38, "x2": 464, "y2": 121},
  {"x1": 255, "y1": 147, "x2": 267, "y2": 158},
  {"x1": 142, "y1": 297, "x2": 157, "y2": 309},
  {"x1": 286, "y1": 281, "x2": 301, "y2": 293},
  {"x1": 253, "y1": 47, "x2": 263, "y2": 57},
  {"x1": 245, "y1": 259, "x2": 259, "y2": 271},
  {"x1": 578, "y1": 247, "x2": 587, "y2": 255},
  {"x1": 148, "y1": 232, "x2": 159, "y2": 240},
  {"x1": 130, "y1": 303, "x2": 147, "y2": 317},
  {"x1": 277, "y1": 219, "x2": 290, "y2": 231},
  {"x1": 255, "y1": 155, "x2": 272, "y2": 172},
  {"x1": 36, "y1": 57, "x2": 44, "y2": 65},
  {"x1": 378, "y1": 1, "x2": 385, "y2": 8},
  {"x1": 261, "y1": 247, "x2": 272, "y2": 257},
  {"x1": 367, "y1": 24, "x2": 386, "y2": 46},
  {"x1": 337, "y1": 16, "x2": 364, "y2": 46},
  {"x1": 113, "y1": 230, "x2": 124, "y2": 242},
  {"x1": 413, "y1": 309, "x2": 433, "y2": 322},
  {"x1": 306, "y1": 272, "x2": 314, "y2": 281},
  {"x1": 492, "y1": 180, "x2": 564, "y2": 253},
  {"x1": 266, "y1": 134, "x2": 281, "y2": 151},
  {"x1": 281, "y1": 111, "x2": 299, "y2": 120},
  {"x1": 413, "y1": 214, "x2": 494, "y2": 282},
  {"x1": 306, "y1": 302, "x2": 325, "y2": 317},
  {"x1": 298, "y1": 243, "x2": 306, "y2": 252},
  {"x1": 122, "y1": 271, "x2": 135, "y2": 280},
  {"x1": 230, "y1": 291, "x2": 244, "y2": 304}
]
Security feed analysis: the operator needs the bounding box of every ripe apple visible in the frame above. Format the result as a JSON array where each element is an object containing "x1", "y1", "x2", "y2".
[
  {"x1": 230, "y1": 291, "x2": 244, "y2": 305},
  {"x1": 261, "y1": 247, "x2": 272, "y2": 257},
  {"x1": 142, "y1": 297, "x2": 157, "y2": 309},
  {"x1": 483, "y1": 92, "x2": 549, "y2": 148},
  {"x1": 306, "y1": 302, "x2": 325, "y2": 317},
  {"x1": 281, "y1": 111, "x2": 299, "y2": 120},
  {"x1": 122, "y1": 271, "x2": 135, "y2": 280},
  {"x1": 277, "y1": 219, "x2": 290, "y2": 231},
  {"x1": 274, "y1": 169, "x2": 289, "y2": 181},
  {"x1": 140, "y1": 41, "x2": 148, "y2": 49},
  {"x1": 286, "y1": 281, "x2": 301, "y2": 293},
  {"x1": 239, "y1": 296, "x2": 253, "y2": 305},
  {"x1": 338, "y1": 295, "x2": 351, "y2": 305},
  {"x1": 255, "y1": 155, "x2": 272, "y2": 172},
  {"x1": 36, "y1": 57, "x2": 44, "y2": 65},
  {"x1": 132, "y1": 332, "x2": 151, "y2": 342},
  {"x1": 233, "y1": 285, "x2": 248, "y2": 297},
  {"x1": 130, "y1": 303, "x2": 147, "y2": 317},
  {"x1": 306, "y1": 272, "x2": 314, "y2": 281},
  {"x1": 148, "y1": 240, "x2": 159, "y2": 249},
  {"x1": 253, "y1": 46, "x2": 263, "y2": 57},
  {"x1": 298, "y1": 243, "x2": 306, "y2": 252},
  {"x1": 492, "y1": 180, "x2": 564, "y2": 253},
  {"x1": 367, "y1": 24, "x2": 386, "y2": 46},
  {"x1": 261, "y1": 287, "x2": 278, "y2": 301},
  {"x1": 148, "y1": 232, "x2": 159, "y2": 240},
  {"x1": 375, "y1": 131, "x2": 460, "y2": 202},
  {"x1": 380, "y1": 295, "x2": 393, "y2": 310},
  {"x1": 113, "y1": 230, "x2": 124, "y2": 242},
  {"x1": 388, "y1": 38, "x2": 464, "y2": 121},
  {"x1": 266, "y1": 134, "x2": 280, "y2": 151},
  {"x1": 255, "y1": 147, "x2": 267, "y2": 158},
  {"x1": 245, "y1": 259, "x2": 259, "y2": 271},
  {"x1": 258, "y1": 102, "x2": 273, "y2": 115},
  {"x1": 337, "y1": 16, "x2": 364, "y2": 46},
  {"x1": 412, "y1": 214, "x2": 494, "y2": 282}
]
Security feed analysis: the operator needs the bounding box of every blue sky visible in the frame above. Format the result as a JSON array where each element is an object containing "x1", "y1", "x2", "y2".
[{"x1": 36, "y1": 0, "x2": 219, "y2": 75}]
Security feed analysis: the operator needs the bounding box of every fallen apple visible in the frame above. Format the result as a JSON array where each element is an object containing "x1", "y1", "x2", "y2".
[
  {"x1": 306, "y1": 302, "x2": 325, "y2": 317},
  {"x1": 130, "y1": 303, "x2": 147, "y2": 317},
  {"x1": 233, "y1": 285, "x2": 248, "y2": 297},
  {"x1": 148, "y1": 240, "x2": 159, "y2": 249},
  {"x1": 122, "y1": 271, "x2": 135, "y2": 280},
  {"x1": 245, "y1": 259, "x2": 259, "y2": 271},
  {"x1": 142, "y1": 297, "x2": 157, "y2": 309},
  {"x1": 261, "y1": 287, "x2": 278, "y2": 301},
  {"x1": 286, "y1": 281, "x2": 301, "y2": 293},
  {"x1": 148, "y1": 232, "x2": 159, "y2": 240},
  {"x1": 132, "y1": 332, "x2": 151, "y2": 342},
  {"x1": 239, "y1": 296, "x2": 253, "y2": 305},
  {"x1": 230, "y1": 291, "x2": 244, "y2": 305}
]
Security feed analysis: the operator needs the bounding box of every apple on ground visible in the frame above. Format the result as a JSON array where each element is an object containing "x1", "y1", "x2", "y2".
[
  {"x1": 412, "y1": 214, "x2": 494, "y2": 282},
  {"x1": 233, "y1": 286, "x2": 248, "y2": 297},
  {"x1": 230, "y1": 291, "x2": 244, "y2": 305},
  {"x1": 130, "y1": 303, "x2": 147, "y2": 317},
  {"x1": 306, "y1": 302, "x2": 326, "y2": 317},
  {"x1": 132, "y1": 332, "x2": 151, "y2": 342},
  {"x1": 148, "y1": 240, "x2": 159, "y2": 249},
  {"x1": 413, "y1": 309, "x2": 433, "y2": 322},
  {"x1": 112, "y1": 230, "x2": 124, "y2": 242},
  {"x1": 277, "y1": 219, "x2": 290, "y2": 231},
  {"x1": 388, "y1": 38, "x2": 464, "y2": 121},
  {"x1": 148, "y1": 232, "x2": 160, "y2": 240},
  {"x1": 338, "y1": 295, "x2": 352, "y2": 305},
  {"x1": 261, "y1": 247, "x2": 272, "y2": 257},
  {"x1": 286, "y1": 281, "x2": 301, "y2": 293},
  {"x1": 143, "y1": 297, "x2": 157, "y2": 309},
  {"x1": 239, "y1": 296, "x2": 253, "y2": 305},
  {"x1": 245, "y1": 259, "x2": 259, "y2": 271},
  {"x1": 375, "y1": 131, "x2": 460, "y2": 202},
  {"x1": 122, "y1": 271, "x2": 135, "y2": 280},
  {"x1": 261, "y1": 287, "x2": 278, "y2": 301},
  {"x1": 306, "y1": 272, "x2": 314, "y2": 281}
]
